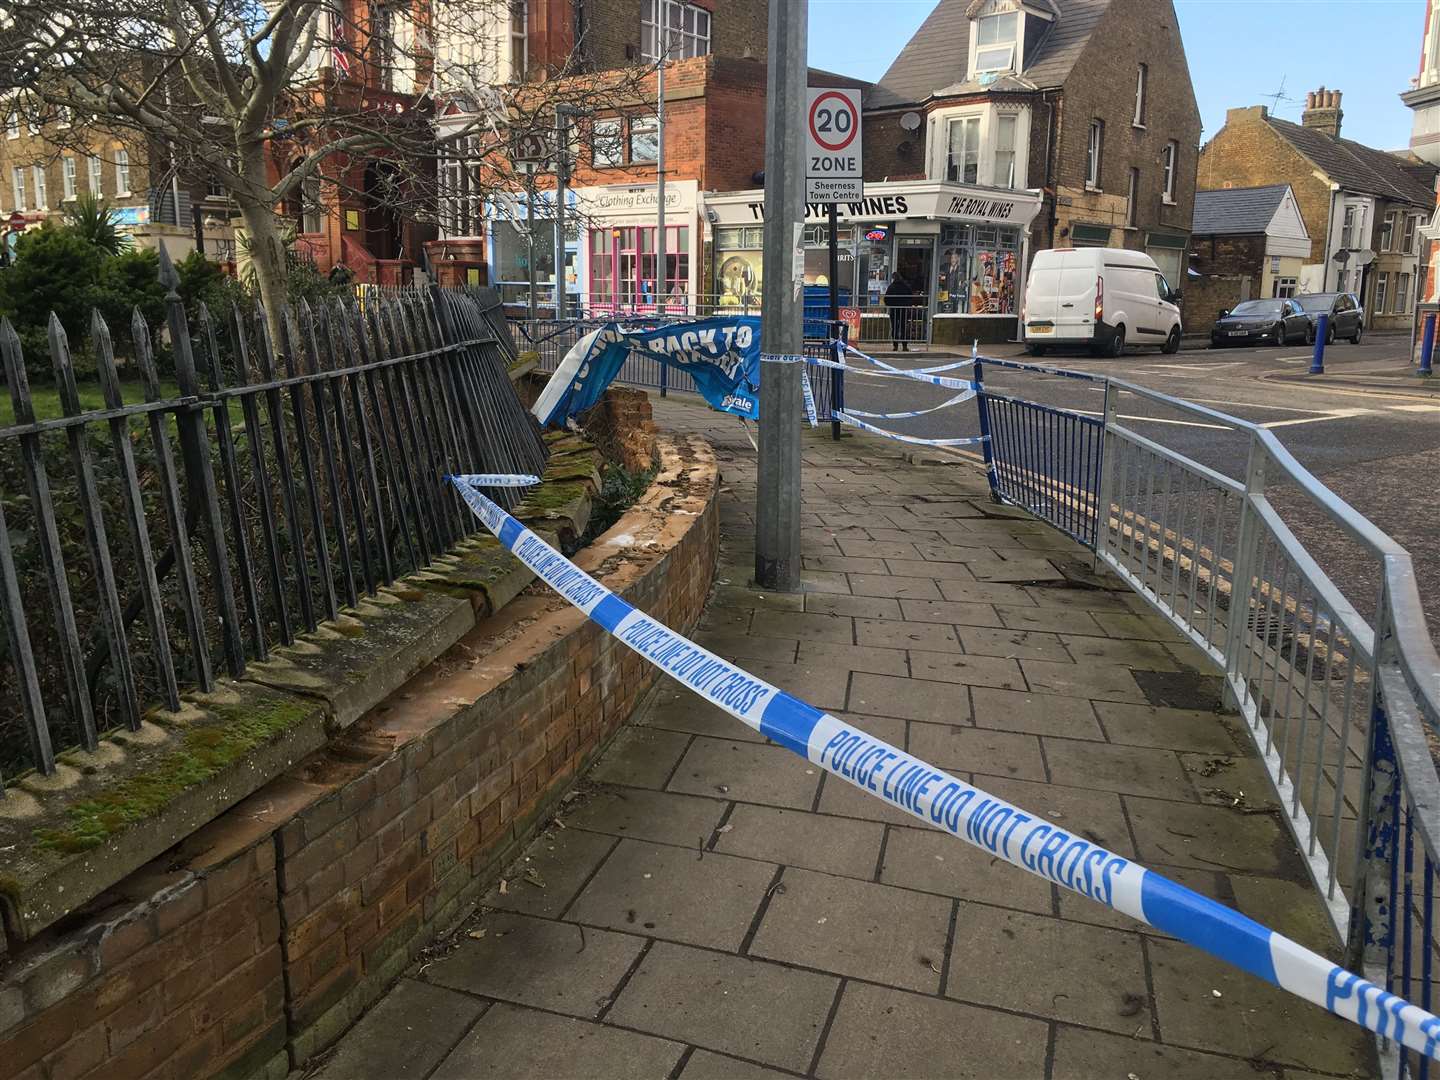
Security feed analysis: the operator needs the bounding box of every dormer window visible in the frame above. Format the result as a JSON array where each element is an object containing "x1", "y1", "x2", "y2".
[{"x1": 974, "y1": 11, "x2": 1018, "y2": 74}]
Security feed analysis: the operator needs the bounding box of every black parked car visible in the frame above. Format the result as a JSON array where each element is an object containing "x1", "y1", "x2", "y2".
[
  {"x1": 1294, "y1": 292, "x2": 1364, "y2": 345},
  {"x1": 1209, "y1": 298, "x2": 1311, "y2": 348}
]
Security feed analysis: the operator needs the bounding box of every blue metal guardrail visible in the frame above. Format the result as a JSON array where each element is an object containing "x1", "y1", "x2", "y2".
[{"x1": 973, "y1": 355, "x2": 1440, "y2": 1080}]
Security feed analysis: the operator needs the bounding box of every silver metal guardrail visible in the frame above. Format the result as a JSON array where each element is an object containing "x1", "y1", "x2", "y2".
[{"x1": 975, "y1": 356, "x2": 1440, "y2": 1080}]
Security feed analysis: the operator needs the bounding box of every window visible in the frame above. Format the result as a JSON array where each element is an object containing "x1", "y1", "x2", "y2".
[
  {"x1": 62, "y1": 156, "x2": 76, "y2": 200},
  {"x1": 641, "y1": 0, "x2": 711, "y2": 62},
  {"x1": 994, "y1": 114, "x2": 1017, "y2": 188},
  {"x1": 510, "y1": 1, "x2": 527, "y2": 80},
  {"x1": 1398, "y1": 272, "x2": 1412, "y2": 313},
  {"x1": 1162, "y1": 141, "x2": 1177, "y2": 203},
  {"x1": 628, "y1": 115, "x2": 659, "y2": 163},
  {"x1": 31, "y1": 165, "x2": 46, "y2": 210},
  {"x1": 1375, "y1": 271, "x2": 1390, "y2": 313},
  {"x1": 1380, "y1": 211, "x2": 1398, "y2": 252},
  {"x1": 88, "y1": 155, "x2": 103, "y2": 195},
  {"x1": 1134, "y1": 64, "x2": 1148, "y2": 127},
  {"x1": 115, "y1": 149, "x2": 130, "y2": 195},
  {"x1": 1272, "y1": 277, "x2": 1298, "y2": 298},
  {"x1": 946, "y1": 115, "x2": 980, "y2": 184},
  {"x1": 1341, "y1": 205, "x2": 1356, "y2": 249},
  {"x1": 11, "y1": 166, "x2": 24, "y2": 210},
  {"x1": 1404, "y1": 213, "x2": 1419, "y2": 255},
  {"x1": 1126, "y1": 168, "x2": 1139, "y2": 227},
  {"x1": 5, "y1": 113, "x2": 17, "y2": 139},
  {"x1": 973, "y1": 11, "x2": 1018, "y2": 74},
  {"x1": 589, "y1": 224, "x2": 689, "y2": 309},
  {"x1": 1085, "y1": 120, "x2": 1103, "y2": 189},
  {"x1": 591, "y1": 118, "x2": 624, "y2": 167}
]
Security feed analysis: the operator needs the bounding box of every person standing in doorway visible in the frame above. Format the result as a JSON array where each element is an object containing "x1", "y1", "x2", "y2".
[{"x1": 885, "y1": 271, "x2": 914, "y2": 351}]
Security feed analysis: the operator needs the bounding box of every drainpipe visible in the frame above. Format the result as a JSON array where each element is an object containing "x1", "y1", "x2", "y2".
[
  {"x1": 1043, "y1": 91, "x2": 1058, "y2": 249},
  {"x1": 1322, "y1": 181, "x2": 1341, "y2": 291}
]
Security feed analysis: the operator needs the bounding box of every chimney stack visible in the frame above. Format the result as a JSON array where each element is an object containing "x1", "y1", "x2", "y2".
[{"x1": 1302, "y1": 87, "x2": 1343, "y2": 138}]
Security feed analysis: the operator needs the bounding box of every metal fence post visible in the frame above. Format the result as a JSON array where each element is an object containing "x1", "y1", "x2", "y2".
[
  {"x1": 660, "y1": 358, "x2": 668, "y2": 398},
  {"x1": 1346, "y1": 581, "x2": 1401, "y2": 981},
  {"x1": 831, "y1": 322, "x2": 847, "y2": 441},
  {"x1": 1222, "y1": 430, "x2": 1268, "y2": 711},
  {"x1": 974, "y1": 354, "x2": 998, "y2": 500},
  {"x1": 1311, "y1": 314, "x2": 1328, "y2": 375},
  {"x1": 1420, "y1": 313, "x2": 1435, "y2": 377},
  {"x1": 1090, "y1": 379, "x2": 1120, "y2": 564}
]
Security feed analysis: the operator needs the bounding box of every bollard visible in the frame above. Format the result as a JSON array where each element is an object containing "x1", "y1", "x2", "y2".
[
  {"x1": 1310, "y1": 314, "x2": 1328, "y2": 375},
  {"x1": 1421, "y1": 313, "x2": 1436, "y2": 377}
]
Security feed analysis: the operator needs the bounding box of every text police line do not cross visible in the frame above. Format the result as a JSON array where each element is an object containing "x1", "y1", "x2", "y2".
[
  {"x1": 807, "y1": 88, "x2": 863, "y2": 203},
  {"x1": 450, "y1": 471, "x2": 1440, "y2": 1065}
]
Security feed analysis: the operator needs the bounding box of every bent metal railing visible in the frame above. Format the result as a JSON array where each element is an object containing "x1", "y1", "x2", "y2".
[
  {"x1": 0, "y1": 257, "x2": 546, "y2": 788},
  {"x1": 977, "y1": 356, "x2": 1440, "y2": 1079}
]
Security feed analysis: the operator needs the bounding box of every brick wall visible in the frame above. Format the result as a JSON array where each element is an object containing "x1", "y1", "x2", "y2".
[
  {"x1": 860, "y1": 112, "x2": 926, "y2": 182},
  {"x1": 583, "y1": 0, "x2": 766, "y2": 71},
  {"x1": 0, "y1": 435, "x2": 720, "y2": 1080},
  {"x1": 1044, "y1": 0, "x2": 1200, "y2": 253},
  {"x1": 1186, "y1": 233, "x2": 1266, "y2": 326}
]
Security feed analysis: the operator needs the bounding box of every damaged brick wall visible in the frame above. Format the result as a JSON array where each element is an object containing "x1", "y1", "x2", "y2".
[{"x1": 0, "y1": 437, "x2": 719, "y2": 1080}]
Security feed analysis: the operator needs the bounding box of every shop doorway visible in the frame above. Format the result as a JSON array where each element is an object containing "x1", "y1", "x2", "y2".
[{"x1": 894, "y1": 237, "x2": 934, "y2": 344}]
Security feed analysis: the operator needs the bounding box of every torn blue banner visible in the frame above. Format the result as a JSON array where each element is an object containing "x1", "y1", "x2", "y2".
[{"x1": 532, "y1": 317, "x2": 762, "y2": 425}]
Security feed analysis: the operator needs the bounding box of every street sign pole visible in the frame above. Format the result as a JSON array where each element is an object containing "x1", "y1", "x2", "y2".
[
  {"x1": 657, "y1": 53, "x2": 667, "y2": 316},
  {"x1": 828, "y1": 201, "x2": 840, "y2": 440},
  {"x1": 754, "y1": 0, "x2": 808, "y2": 592}
]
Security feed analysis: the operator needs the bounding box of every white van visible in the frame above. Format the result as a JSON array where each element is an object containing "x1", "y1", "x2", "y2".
[{"x1": 1022, "y1": 248, "x2": 1182, "y2": 356}]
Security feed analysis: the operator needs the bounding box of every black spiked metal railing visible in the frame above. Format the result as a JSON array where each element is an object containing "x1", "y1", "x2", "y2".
[{"x1": 0, "y1": 262, "x2": 543, "y2": 787}]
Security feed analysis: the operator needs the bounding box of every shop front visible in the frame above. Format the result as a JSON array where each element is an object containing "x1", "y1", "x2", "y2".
[
  {"x1": 572, "y1": 180, "x2": 700, "y2": 313},
  {"x1": 703, "y1": 181, "x2": 1043, "y2": 344}
]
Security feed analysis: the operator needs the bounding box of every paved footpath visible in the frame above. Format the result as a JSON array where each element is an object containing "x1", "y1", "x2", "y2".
[{"x1": 313, "y1": 398, "x2": 1376, "y2": 1080}]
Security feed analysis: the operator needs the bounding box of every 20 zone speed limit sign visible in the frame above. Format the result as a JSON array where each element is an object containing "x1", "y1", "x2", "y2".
[{"x1": 806, "y1": 88, "x2": 863, "y2": 202}]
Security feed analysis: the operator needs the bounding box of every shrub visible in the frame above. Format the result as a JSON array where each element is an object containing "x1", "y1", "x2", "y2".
[{"x1": 0, "y1": 223, "x2": 106, "y2": 377}]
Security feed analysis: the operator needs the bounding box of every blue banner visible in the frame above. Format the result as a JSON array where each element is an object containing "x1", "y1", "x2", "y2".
[{"x1": 533, "y1": 317, "x2": 761, "y2": 425}]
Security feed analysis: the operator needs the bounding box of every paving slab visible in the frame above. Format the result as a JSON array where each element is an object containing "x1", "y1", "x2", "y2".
[
  {"x1": 667, "y1": 737, "x2": 823, "y2": 810},
  {"x1": 424, "y1": 911, "x2": 644, "y2": 1018},
  {"x1": 587, "y1": 726, "x2": 693, "y2": 789},
  {"x1": 1094, "y1": 700, "x2": 1245, "y2": 753},
  {"x1": 907, "y1": 724, "x2": 1047, "y2": 780},
  {"x1": 1042, "y1": 737, "x2": 1195, "y2": 799},
  {"x1": 906, "y1": 650, "x2": 1027, "y2": 690},
  {"x1": 896, "y1": 597, "x2": 1004, "y2": 627},
  {"x1": 945, "y1": 903, "x2": 1151, "y2": 1034},
  {"x1": 749, "y1": 867, "x2": 953, "y2": 993},
  {"x1": 847, "y1": 573, "x2": 944, "y2": 599},
  {"x1": 879, "y1": 823, "x2": 1054, "y2": 913},
  {"x1": 795, "y1": 640, "x2": 910, "y2": 677},
  {"x1": 431, "y1": 1003, "x2": 684, "y2": 1080},
  {"x1": 606, "y1": 941, "x2": 839, "y2": 1072},
  {"x1": 565, "y1": 786, "x2": 729, "y2": 848},
  {"x1": 815, "y1": 982, "x2": 1048, "y2": 1080},
  {"x1": 970, "y1": 687, "x2": 1105, "y2": 740},
  {"x1": 639, "y1": 683, "x2": 768, "y2": 743},
  {"x1": 566, "y1": 839, "x2": 778, "y2": 951},
  {"x1": 484, "y1": 827, "x2": 618, "y2": 919},
  {"x1": 803, "y1": 593, "x2": 904, "y2": 619},
  {"x1": 936, "y1": 580, "x2": 1038, "y2": 606},
  {"x1": 958, "y1": 625, "x2": 1072, "y2": 662},
  {"x1": 854, "y1": 617, "x2": 963, "y2": 653},
  {"x1": 712, "y1": 803, "x2": 885, "y2": 879},
  {"x1": 1060, "y1": 632, "x2": 1184, "y2": 670},
  {"x1": 312, "y1": 979, "x2": 485, "y2": 1080},
  {"x1": 998, "y1": 604, "x2": 1107, "y2": 636},
  {"x1": 881, "y1": 558, "x2": 980, "y2": 580},
  {"x1": 848, "y1": 672, "x2": 971, "y2": 724},
  {"x1": 679, "y1": 1050, "x2": 795, "y2": 1080},
  {"x1": 1125, "y1": 796, "x2": 1299, "y2": 875},
  {"x1": 1051, "y1": 1025, "x2": 1276, "y2": 1080},
  {"x1": 1020, "y1": 659, "x2": 1148, "y2": 702}
]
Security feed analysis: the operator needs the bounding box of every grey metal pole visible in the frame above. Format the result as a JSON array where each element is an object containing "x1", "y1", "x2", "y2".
[
  {"x1": 555, "y1": 110, "x2": 568, "y2": 319},
  {"x1": 754, "y1": 0, "x2": 807, "y2": 592},
  {"x1": 656, "y1": 54, "x2": 667, "y2": 314},
  {"x1": 527, "y1": 172, "x2": 538, "y2": 334}
]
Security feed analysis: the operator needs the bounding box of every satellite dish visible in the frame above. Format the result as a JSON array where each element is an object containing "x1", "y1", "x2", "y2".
[
  {"x1": 1355, "y1": 250, "x2": 1376, "y2": 267},
  {"x1": 900, "y1": 111, "x2": 922, "y2": 132},
  {"x1": 1331, "y1": 250, "x2": 1351, "y2": 265}
]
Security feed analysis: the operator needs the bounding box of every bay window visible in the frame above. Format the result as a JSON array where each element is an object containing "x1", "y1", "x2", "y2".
[{"x1": 1404, "y1": 213, "x2": 1419, "y2": 255}]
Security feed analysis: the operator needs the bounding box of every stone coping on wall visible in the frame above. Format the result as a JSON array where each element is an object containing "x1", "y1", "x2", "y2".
[
  {"x1": 0, "y1": 429, "x2": 718, "y2": 1080},
  {"x1": 0, "y1": 432, "x2": 607, "y2": 945}
]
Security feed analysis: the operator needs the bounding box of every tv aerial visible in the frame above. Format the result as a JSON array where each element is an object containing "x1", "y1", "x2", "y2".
[{"x1": 1263, "y1": 76, "x2": 1297, "y2": 114}]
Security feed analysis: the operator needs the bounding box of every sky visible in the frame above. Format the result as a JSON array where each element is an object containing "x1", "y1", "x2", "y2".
[{"x1": 808, "y1": 0, "x2": 1428, "y2": 152}]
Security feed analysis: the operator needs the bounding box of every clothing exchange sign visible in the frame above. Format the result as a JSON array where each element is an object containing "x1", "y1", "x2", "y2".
[{"x1": 706, "y1": 184, "x2": 1042, "y2": 228}]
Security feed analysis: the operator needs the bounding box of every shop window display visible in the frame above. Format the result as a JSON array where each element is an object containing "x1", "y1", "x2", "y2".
[{"x1": 935, "y1": 223, "x2": 1018, "y2": 315}]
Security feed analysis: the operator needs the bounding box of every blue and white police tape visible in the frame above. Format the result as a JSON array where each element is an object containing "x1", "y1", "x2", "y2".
[
  {"x1": 840, "y1": 342, "x2": 978, "y2": 376},
  {"x1": 449, "y1": 473, "x2": 543, "y2": 488},
  {"x1": 841, "y1": 387, "x2": 976, "y2": 421},
  {"x1": 805, "y1": 354, "x2": 977, "y2": 393},
  {"x1": 833, "y1": 411, "x2": 990, "y2": 447},
  {"x1": 800, "y1": 369, "x2": 818, "y2": 428},
  {"x1": 448, "y1": 469, "x2": 1440, "y2": 1061}
]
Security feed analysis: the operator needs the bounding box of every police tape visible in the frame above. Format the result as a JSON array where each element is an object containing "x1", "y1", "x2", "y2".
[
  {"x1": 833, "y1": 410, "x2": 989, "y2": 447},
  {"x1": 839, "y1": 342, "x2": 979, "y2": 376},
  {"x1": 804, "y1": 354, "x2": 977, "y2": 393},
  {"x1": 800, "y1": 369, "x2": 819, "y2": 428},
  {"x1": 448, "y1": 469, "x2": 1440, "y2": 1062},
  {"x1": 841, "y1": 387, "x2": 976, "y2": 421}
]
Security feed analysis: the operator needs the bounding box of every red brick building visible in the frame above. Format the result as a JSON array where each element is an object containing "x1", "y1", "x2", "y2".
[{"x1": 428, "y1": 0, "x2": 771, "y2": 302}]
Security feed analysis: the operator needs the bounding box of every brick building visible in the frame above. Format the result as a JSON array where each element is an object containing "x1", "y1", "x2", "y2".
[
  {"x1": 0, "y1": 100, "x2": 232, "y2": 263},
  {"x1": 428, "y1": 0, "x2": 771, "y2": 300},
  {"x1": 1199, "y1": 91, "x2": 1437, "y2": 332},
  {"x1": 1401, "y1": 0, "x2": 1440, "y2": 304},
  {"x1": 755, "y1": 0, "x2": 1199, "y2": 343},
  {"x1": 1186, "y1": 184, "x2": 1311, "y2": 328}
]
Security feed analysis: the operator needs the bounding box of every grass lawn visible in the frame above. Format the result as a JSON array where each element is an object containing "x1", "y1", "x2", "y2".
[{"x1": 0, "y1": 378, "x2": 187, "y2": 427}]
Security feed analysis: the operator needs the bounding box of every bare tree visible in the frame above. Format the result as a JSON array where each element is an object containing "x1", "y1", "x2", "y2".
[{"x1": 0, "y1": 0, "x2": 658, "y2": 329}]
